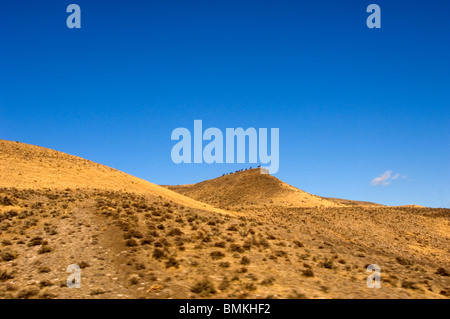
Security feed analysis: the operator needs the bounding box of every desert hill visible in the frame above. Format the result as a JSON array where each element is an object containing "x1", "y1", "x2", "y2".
[
  {"x1": 0, "y1": 140, "x2": 449, "y2": 299},
  {"x1": 0, "y1": 139, "x2": 228, "y2": 215},
  {"x1": 321, "y1": 197, "x2": 384, "y2": 207},
  {"x1": 166, "y1": 168, "x2": 340, "y2": 209},
  {"x1": 394, "y1": 204, "x2": 426, "y2": 208}
]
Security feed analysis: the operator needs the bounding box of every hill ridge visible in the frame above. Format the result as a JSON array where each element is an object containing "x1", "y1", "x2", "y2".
[
  {"x1": 0, "y1": 139, "x2": 231, "y2": 215},
  {"x1": 166, "y1": 168, "x2": 341, "y2": 208}
]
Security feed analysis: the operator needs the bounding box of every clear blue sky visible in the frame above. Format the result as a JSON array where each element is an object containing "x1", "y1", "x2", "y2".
[{"x1": 1, "y1": 0, "x2": 449, "y2": 207}]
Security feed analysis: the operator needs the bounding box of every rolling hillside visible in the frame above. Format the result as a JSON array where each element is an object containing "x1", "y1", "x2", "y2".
[
  {"x1": 167, "y1": 168, "x2": 340, "y2": 209},
  {"x1": 0, "y1": 140, "x2": 448, "y2": 299},
  {"x1": 0, "y1": 140, "x2": 229, "y2": 215}
]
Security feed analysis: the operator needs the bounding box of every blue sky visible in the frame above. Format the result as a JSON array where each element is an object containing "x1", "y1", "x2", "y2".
[{"x1": 1, "y1": 0, "x2": 449, "y2": 207}]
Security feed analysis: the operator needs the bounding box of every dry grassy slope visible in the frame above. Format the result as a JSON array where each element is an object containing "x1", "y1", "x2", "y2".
[
  {"x1": 322, "y1": 197, "x2": 384, "y2": 207},
  {"x1": 0, "y1": 140, "x2": 230, "y2": 215},
  {"x1": 166, "y1": 168, "x2": 341, "y2": 209},
  {"x1": 0, "y1": 140, "x2": 449, "y2": 299}
]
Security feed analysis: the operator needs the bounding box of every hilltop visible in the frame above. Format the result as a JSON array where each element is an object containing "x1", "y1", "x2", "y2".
[{"x1": 167, "y1": 168, "x2": 340, "y2": 209}]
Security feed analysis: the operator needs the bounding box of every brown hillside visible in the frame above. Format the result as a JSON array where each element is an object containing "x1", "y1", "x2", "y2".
[
  {"x1": 166, "y1": 168, "x2": 340, "y2": 209},
  {"x1": 1, "y1": 140, "x2": 449, "y2": 299},
  {"x1": 322, "y1": 197, "x2": 384, "y2": 207},
  {"x1": 0, "y1": 139, "x2": 229, "y2": 215}
]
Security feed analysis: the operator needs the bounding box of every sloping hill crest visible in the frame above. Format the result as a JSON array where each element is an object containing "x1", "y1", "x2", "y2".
[
  {"x1": 0, "y1": 139, "x2": 229, "y2": 214},
  {"x1": 167, "y1": 168, "x2": 340, "y2": 209}
]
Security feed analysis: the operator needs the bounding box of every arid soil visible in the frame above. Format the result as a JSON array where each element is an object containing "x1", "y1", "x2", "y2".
[{"x1": 0, "y1": 140, "x2": 448, "y2": 299}]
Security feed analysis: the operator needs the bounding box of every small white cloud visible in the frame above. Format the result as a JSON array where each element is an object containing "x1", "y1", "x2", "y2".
[
  {"x1": 371, "y1": 170, "x2": 407, "y2": 186},
  {"x1": 371, "y1": 170, "x2": 392, "y2": 186}
]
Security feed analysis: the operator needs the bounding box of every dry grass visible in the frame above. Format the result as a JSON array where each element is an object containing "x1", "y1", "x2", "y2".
[
  {"x1": 166, "y1": 168, "x2": 341, "y2": 209},
  {"x1": 0, "y1": 140, "x2": 448, "y2": 299}
]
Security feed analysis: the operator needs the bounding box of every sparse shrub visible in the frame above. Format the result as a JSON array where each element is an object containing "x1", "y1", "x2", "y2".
[
  {"x1": 39, "y1": 280, "x2": 54, "y2": 288},
  {"x1": 219, "y1": 261, "x2": 230, "y2": 268},
  {"x1": 154, "y1": 238, "x2": 171, "y2": 247},
  {"x1": 130, "y1": 229, "x2": 144, "y2": 238},
  {"x1": 125, "y1": 238, "x2": 138, "y2": 247},
  {"x1": 31, "y1": 202, "x2": 43, "y2": 210},
  {"x1": 440, "y1": 289, "x2": 450, "y2": 297},
  {"x1": 38, "y1": 245, "x2": 52, "y2": 254},
  {"x1": 28, "y1": 236, "x2": 43, "y2": 247},
  {"x1": 168, "y1": 228, "x2": 183, "y2": 236},
  {"x1": 288, "y1": 290, "x2": 308, "y2": 299},
  {"x1": 214, "y1": 241, "x2": 226, "y2": 248},
  {"x1": 18, "y1": 211, "x2": 31, "y2": 219},
  {"x1": 243, "y1": 239, "x2": 252, "y2": 250},
  {"x1": 244, "y1": 283, "x2": 257, "y2": 291},
  {"x1": 274, "y1": 250, "x2": 287, "y2": 258},
  {"x1": 17, "y1": 286, "x2": 39, "y2": 299},
  {"x1": 293, "y1": 240, "x2": 304, "y2": 248},
  {"x1": 402, "y1": 281, "x2": 419, "y2": 290},
  {"x1": 90, "y1": 287, "x2": 106, "y2": 295},
  {"x1": 299, "y1": 253, "x2": 309, "y2": 260},
  {"x1": 237, "y1": 267, "x2": 248, "y2": 273},
  {"x1": 247, "y1": 273, "x2": 258, "y2": 282},
  {"x1": 1, "y1": 210, "x2": 18, "y2": 220},
  {"x1": 277, "y1": 241, "x2": 287, "y2": 247},
  {"x1": 396, "y1": 257, "x2": 413, "y2": 266},
  {"x1": 1, "y1": 239, "x2": 12, "y2": 246},
  {"x1": 210, "y1": 251, "x2": 226, "y2": 260},
  {"x1": 258, "y1": 238, "x2": 270, "y2": 248},
  {"x1": 260, "y1": 276, "x2": 275, "y2": 286},
  {"x1": 38, "y1": 267, "x2": 51, "y2": 273},
  {"x1": 187, "y1": 216, "x2": 196, "y2": 223},
  {"x1": 436, "y1": 267, "x2": 449, "y2": 276},
  {"x1": 218, "y1": 278, "x2": 230, "y2": 290},
  {"x1": 40, "y1": 288, "x2": 57, "y2": 299},
  {"x1": 152, "y1": 248, "x2": 165, "y2": 260},
  {"x1": 1, "y1": 249, "x2": 18, "y2": 261},
  {"x1": 229, "y1": 244, "x2": 244, "y2": 253},
  {"x1": 0, "y1": 268, "x2": 14, "y2": 281},
  {"x1": 129, "y1": 274, "x2": 140, "y2": 285},
  {"x1": 240, "y1": 256, "x2": 251, "y2": 265},
  {"x1": 123, "y1": 232, "x2": 132, "y2": 240},
  {"x1": 302, "y1": 269, "x2": 314, "y2": 277},
  {"x1": 154, "y1": 241, "x2": 164, "y2": 248},
  {"x1": 0, "y1": 196, "x2": 13, "y2": 206},
  {"x1": 5, "y1": 282, "x2": 17, "y2": 291},
  {"x1": 321, "y1": 259, "x2": 334, "y2": 269},
  {"x1": 227, "y1": 225, "x2": 238, "y2": 231},
  {"x1": 190, "y1": 279, "x2": 216, "y2": 296},
  {"x1": 0, "y1": 221, "x2": 11, "y2": 231},
  {"x1": 135, "y1": 263, "x2": 146, "y2": 270},
  {"x1": 165, "y1": 257, "x2": 179, "y2": 268},
  {"x1": 140, "y1": 237, "x2": 154, "y2": 245},
  {"x1": 202, "y1": 236, "x2": 212, "y2": 243}
]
